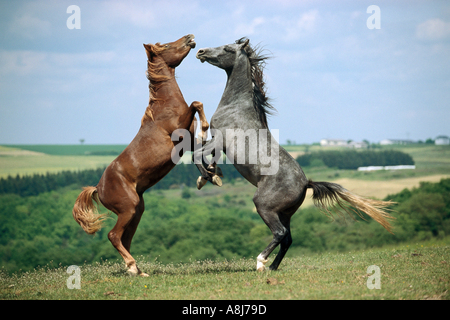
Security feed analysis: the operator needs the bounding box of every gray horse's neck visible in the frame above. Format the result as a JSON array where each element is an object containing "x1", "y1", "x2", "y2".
[{"x1": 218, "y1": 54, "x2": 253, "y2": 112}]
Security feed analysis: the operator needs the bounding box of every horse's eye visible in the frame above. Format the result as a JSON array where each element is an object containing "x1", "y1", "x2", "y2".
[
  {"x1": 224, "y1": 47, "x2": 235, "y2": 53},
  {"x1": 165, "y1": 45, "x2": 170, "y2": 48}
]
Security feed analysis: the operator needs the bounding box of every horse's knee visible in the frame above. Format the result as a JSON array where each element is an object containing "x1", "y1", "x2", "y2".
[
  {"x1": 273, "y1": 226, "x2": 288, "y2": 242},
  {"x1": 191, "y1": 101, "x2": 203, "y2": 110},
  {"x1": 108, "y1": 230, "x2": 121, "y2": 247}
]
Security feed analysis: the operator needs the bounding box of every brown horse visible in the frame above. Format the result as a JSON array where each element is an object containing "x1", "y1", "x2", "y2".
[{"x1": 72, "y1": 34, "x2": 209, "y2": 276}]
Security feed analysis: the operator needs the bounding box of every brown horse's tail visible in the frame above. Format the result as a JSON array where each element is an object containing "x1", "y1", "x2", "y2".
[
  {"x1": 72, "y1": 186, "x2": 108, "y2": 235},
  {"x1": 307, "y1": 180, "x2": 395, "y2": 234}
]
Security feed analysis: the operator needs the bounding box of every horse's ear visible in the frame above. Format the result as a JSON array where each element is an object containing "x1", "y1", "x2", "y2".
[
  {"x1": 240, "y1": 38, "x2": 250, "y2": 50},
  {"x1": 143, "y1": 43, "x2": 154, "y2": 59}
]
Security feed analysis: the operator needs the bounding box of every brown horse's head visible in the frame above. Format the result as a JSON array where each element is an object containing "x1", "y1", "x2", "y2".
[{"x1": 143, "y1": 34, "x2": 196, "y2": 68}]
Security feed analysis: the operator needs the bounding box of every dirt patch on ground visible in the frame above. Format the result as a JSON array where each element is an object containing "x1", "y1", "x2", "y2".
[
  {"x1": 302, "y1": 174, "x2": 450, "y2": 207},
  {"x1": 332, "y1": 175, "x2": 450, "y2": 199},
  {"x1": 288, "y1": 151, "x2": 305, "y2": 159}
]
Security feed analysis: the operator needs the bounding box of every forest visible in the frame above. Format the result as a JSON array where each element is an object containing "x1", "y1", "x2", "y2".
[
  {"x1": 1, "y1": 164, "x2": 449, "y2": 273},
  {"x1": 295, "y1": 150, "x2": 415, "y2": 169}
]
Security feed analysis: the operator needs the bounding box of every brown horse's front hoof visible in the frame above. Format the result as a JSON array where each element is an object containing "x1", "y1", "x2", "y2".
[{"x1": 197, "y1": 176, "x2": 208, "y2": 190}]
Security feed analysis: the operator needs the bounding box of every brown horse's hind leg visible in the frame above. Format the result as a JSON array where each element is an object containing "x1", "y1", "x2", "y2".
[
  {"x1": 106, "y1": 192, "x2": 148, "y2": 277},
  {"x1": 121, "y1": 195, "x2": 144, "y2": 251},
  {"x1": 121, "y1": 195, "x2": 147, "y2": 276}
]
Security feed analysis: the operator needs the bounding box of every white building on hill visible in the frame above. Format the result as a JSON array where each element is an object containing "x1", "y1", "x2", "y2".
[
  {"x1": 320, "y1": 139, "x2": 368, "y2": 149},
  {"x1": 380, "y1": 139, "x2": 415, "y2": 145},
  {"x1": 320, "y1": 139, "x2": 347, "y2": 147},
  {"x1": 435, "y1": 136, "x2": 449, "y2": 145}
]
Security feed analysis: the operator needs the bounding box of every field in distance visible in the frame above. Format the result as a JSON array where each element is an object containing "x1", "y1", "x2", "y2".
[
  {"x1": 0, "y1": 145, "x2": 125, "y2": 178},
  {"x1": 1, "y1": 144, "x2": 449, "y2": 202}
]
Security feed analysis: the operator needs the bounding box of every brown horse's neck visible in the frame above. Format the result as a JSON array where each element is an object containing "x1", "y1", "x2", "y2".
[{"x1": 141, "y1": 57, "x2": 184, "y2": 125}]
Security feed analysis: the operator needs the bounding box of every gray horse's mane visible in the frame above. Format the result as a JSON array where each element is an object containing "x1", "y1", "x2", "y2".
[{"x1": 236, "y1": 37, "x2": 276, "y2": 128}]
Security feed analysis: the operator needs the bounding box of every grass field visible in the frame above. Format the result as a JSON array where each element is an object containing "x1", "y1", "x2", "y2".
[
  {"x1": 0, "y1": 145, "x2": 117, "y2": 178},
  {"x1": 285, "y1": 144, "x2": 450, "y2": 181},
  {"x1": 2, "y1": 144, "x2": 127, "y2": 156},
  {"x1": 2, "y1": 144, "x2": 449, "y2": 179},
  {"x1": 1, "y1": 238, "x2": 448, "y2": 300}
]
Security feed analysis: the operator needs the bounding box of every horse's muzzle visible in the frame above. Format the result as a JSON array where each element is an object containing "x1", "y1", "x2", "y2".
[{"x1": 196, "y1": 49, "x2": 206, "y2": 63}]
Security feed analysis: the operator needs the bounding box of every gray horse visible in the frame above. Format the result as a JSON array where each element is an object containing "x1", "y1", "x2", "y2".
[{"x1": 194, "y1": 38, "x2": 394, "y2": 271}]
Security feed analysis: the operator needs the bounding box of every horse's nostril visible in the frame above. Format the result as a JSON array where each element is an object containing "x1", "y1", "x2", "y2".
[{"x1": 198, "y1": 49, "x2": 205, "y2": 54}]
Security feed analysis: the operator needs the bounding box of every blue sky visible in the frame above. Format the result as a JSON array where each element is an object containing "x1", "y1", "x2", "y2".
[{"x1": 0, "y1": 0, "x2": 449, "y2": 145}]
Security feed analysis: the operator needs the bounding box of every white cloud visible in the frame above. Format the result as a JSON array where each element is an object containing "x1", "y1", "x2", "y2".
[
  {"x1": 0, "y1": 50, "x2": 49, "y2": 76},
  {"x1": 98, "y1": 0, "x2": 205, "y2": 29},
  {"x1": 101, "y1": 1, "x2": 157, "y2": 28},
  {"x1": 235, "y1": 17, "x2": 266, "y2": 36},
  {"x1": 0, "y1": 50, "x2": 118, "y2": 77},
  {"x1": 8, "y1": 13, "x2": 51, "y2": 38},
  {"x1": 416, "y1": 18, "x2": 450, "y2": 40},
  {"x1": 283, "y1": 10, "x2": 319, "y2": 41}
]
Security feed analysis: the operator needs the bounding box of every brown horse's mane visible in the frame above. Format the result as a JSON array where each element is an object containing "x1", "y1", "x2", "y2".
[
  {"x1": 142, "y1": 43, "x2": 173, "y2": 124},
  {"x1": 236, "y1": 37, "x2": 276, "y2": 128}
]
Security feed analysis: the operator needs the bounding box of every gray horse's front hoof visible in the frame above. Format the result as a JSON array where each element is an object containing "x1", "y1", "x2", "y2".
[
  {"x1": 212, "y1": 175, "x2": 222, "y2": 187},
  {"x1": 214, "y1": 166, "x2": 223, "y2": 177}
]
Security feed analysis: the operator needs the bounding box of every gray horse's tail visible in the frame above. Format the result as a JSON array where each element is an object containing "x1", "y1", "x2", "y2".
[{"x1": 307, "y1": 180, "x2": 395, "y2": 234}]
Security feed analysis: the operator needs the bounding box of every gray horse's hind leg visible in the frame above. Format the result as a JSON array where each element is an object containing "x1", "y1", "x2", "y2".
[
  {"x1": 254, "y1": 208, "x2": 288, "y2": 271},
  {"x1": 253, "y1": 189, "x2": 290, "y2": 271},
  {"x1": 253, "y1": 178, "x2": 307, "y2": 271},
  {"x1": 269, "y1": 219, "x2": 292, "y2": 271}
]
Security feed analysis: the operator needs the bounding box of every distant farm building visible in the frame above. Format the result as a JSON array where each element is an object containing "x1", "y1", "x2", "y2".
[
  {"x1": 379, "y1": 139, "x2": 416, "y2": 145},
  {"x1": 320, "y1": 139, "x2": 347, "y2": 147},
  {"x1": 348, "y1": 141, "x2": 368, "y2": 149},
  {"x1": 320, "y1": 139, "x2": 368, "y2": 149},
  {"x1": 435, "y1": 135, "x2": 450, "y2": 145}
]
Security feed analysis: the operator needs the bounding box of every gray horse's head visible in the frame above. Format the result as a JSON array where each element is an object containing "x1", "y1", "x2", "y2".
[
  {"x1": 197, "y1": 38, "x2": 276, "y2": 127},
  {"x1": 196, "y1": 38, "x2": 250, "y2": 70}
]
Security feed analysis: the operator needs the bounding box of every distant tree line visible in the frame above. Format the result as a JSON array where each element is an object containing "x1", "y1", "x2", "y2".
[
  {"x1": 296, "y1": 150, "x2": 414, "y2": 170},
  {"x1": 0, "y1": 163, "x2": 244, "y2": 197},
  {"x1": 0, "y1": 169, "x2": 105, "y2": 197}
]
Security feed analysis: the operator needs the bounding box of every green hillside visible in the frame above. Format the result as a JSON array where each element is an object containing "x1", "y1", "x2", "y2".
[{"x1": 1, "y1": 177, "x2": 450, "y2": 274}]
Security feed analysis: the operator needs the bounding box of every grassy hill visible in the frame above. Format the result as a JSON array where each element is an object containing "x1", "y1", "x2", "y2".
[{"x1": 1, "y1": 239, "x2": 448, "y2": 300}]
